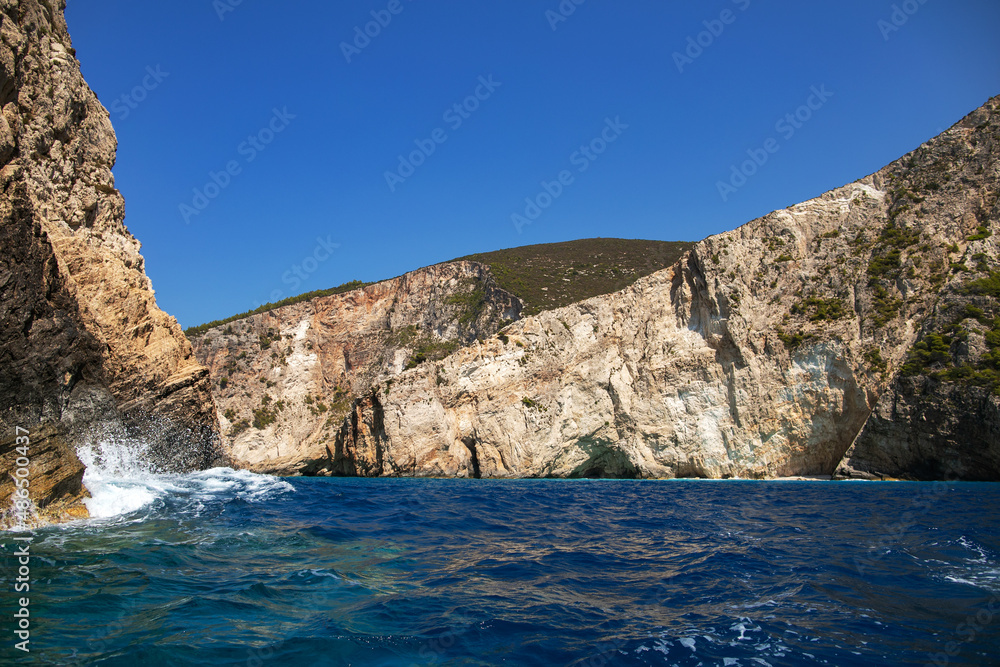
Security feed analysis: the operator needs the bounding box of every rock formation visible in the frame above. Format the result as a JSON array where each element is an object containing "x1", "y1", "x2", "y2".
[
  {"x1": 325, "y1": 96, "x2": 999, "y2": 480},
  {"x1": 8, "y1": 0, "x2": 993, "y2": 499},
  {"x1": 190, "y1": 262, "x2": 520, "y2": 474},
  {"x1": 0, "y1": 0, "x2": 221, "y2": 526},
  {"x1": 835, "y1": 101, "x2": 1000, "y2": 480}
]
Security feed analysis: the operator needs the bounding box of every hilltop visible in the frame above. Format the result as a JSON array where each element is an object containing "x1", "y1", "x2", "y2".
[
  {"x1": 185, "y1": 238, "x2": 693, "y2": 334},
  {"x1": 456, "y1": 238, "x2": 693, "y2": 316}
]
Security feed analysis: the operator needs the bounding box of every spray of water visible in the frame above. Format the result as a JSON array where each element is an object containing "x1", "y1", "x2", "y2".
[
  {"x1": 77, "y1": 432, "x2": 166, "y2": 519},
  {"x1": 0, "y1": 495, "x2": 42, "y2": 531},
  {"x1": 75, "y1": 430, "x2": 293, "y2": 521}
]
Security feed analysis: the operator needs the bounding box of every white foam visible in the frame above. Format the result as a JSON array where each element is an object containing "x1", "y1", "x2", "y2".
[
  {"x1": 83, "y1": 480, "x2": 159, "y2": 519},
  {"x1": 308, "y1": 569, "x2": 341, "y2": 580},
  {"x1": 936, "y1": 536, "x2": 1000, "y2": 593},
  {"x1": 957, "y1": 536, "x2": 991, "y2": 564},
  {"x1": 77, "y1": 438, "x2": 293, "y2": 521},
  {"x1": 77, "y1": 436, "x2": 162, "y2": 519}
]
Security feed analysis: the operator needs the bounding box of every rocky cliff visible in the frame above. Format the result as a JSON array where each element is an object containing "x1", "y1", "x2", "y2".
[
  {"x1": 0, "y1": 0, "x2": 221, "y2": 526},
  {"x1": 190, "y1": 261, "x2": 520, "y2": 474},
  {"x1": 328, "y1": 96, "x2": 1000, "y2": 480},
  {"x1": 836, "y1": 100, "x2": 1000, "y2": 480}
]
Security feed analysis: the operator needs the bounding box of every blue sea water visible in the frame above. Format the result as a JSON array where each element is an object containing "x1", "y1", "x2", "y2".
[{"x1": 3, "y1": 446, "x2": 1000, "y2": 666}]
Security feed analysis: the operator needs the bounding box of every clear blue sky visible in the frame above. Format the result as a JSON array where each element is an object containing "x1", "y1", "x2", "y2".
[{"x1": 64, "y1": 0, "x2": 1000, "y2": 328}]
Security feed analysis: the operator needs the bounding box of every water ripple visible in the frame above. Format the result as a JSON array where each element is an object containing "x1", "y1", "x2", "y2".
[{"x1": 4, "y1": 477, "x2": 999, "y2": 665}]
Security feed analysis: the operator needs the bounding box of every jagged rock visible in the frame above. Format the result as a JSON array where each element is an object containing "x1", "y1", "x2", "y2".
[
  {"x1": 835, "y1": 377, "x2": 1000, "y2": 480},
  {"x1": 834, "y1": 99, "x2": 1000, "y2": 480},
  {"x1": 190, "y1": 261, "x2": 520, "y2": 474},
  {"x1": 0, "y1": 0, "x2": 222, "y2": 526},
  {"x1": 331, "y1": 96, "x2": 1000, "y2": 480}
]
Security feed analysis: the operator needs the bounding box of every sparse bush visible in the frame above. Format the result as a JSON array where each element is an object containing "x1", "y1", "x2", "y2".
[
  {"x1": 967, "y1": 225, "x2": 992, "y2": 242},
  {"x1": 776, "y1": 328, "x2": 813, "y2": 350},
  {"x1": 229, "y1": 420, "x2": 250, "y2": 437},
  {"x1": 864, "y1": 348, "x2": 887, "y2": 375},
  {"x1": 901, "y1": 333, "x2": 953, "y2": 376},
  {"x1": 252, "y1": 408, "x2": 276, "y2": 429},
  {"x1": 791, "y1": 296, "x2": 847, "y2": 322}
]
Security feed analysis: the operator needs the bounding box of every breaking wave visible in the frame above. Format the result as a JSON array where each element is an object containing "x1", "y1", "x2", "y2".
[{"x1": 76, "y1": 435, "x2": 293, "y2": 522}]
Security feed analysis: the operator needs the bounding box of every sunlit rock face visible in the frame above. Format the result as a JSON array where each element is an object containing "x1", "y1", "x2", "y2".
[
  {"x1": 194, "y1": 94, "x2": 996, "y2": 481},
  {"x1": 0, "y1": 0, "x2": 222, "y2": 526},
  {"x1": 334, "y1": 97, "x2": 1000, "y2": 480},
  {"x1": 191, "y1": 261, "x2": 521, "y2": 475}
]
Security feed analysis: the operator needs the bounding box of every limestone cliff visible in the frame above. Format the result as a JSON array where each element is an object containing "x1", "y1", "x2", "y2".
[
  {"x1": 0, "y1": 0, "x2": 221, "y2": 526},
  {"x1": 190, "y1": 262, "x2": 520, "y2": 474},
  {"x1": 331, "y1": 96, "x2": 1000, "y2": 480},
  {"x1": 836, "y1": 99, "x2": 1000, "y2": 480}
]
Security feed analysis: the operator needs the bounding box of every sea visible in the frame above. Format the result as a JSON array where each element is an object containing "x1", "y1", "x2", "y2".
[{"x1": 2, "y1": 439, "x2": 999, "y2": 666}]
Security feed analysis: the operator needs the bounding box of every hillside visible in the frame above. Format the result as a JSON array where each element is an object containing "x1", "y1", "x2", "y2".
[
  {"x1": 457, "y1": 238, "x2": 694, "y2": 316},
  {"x1": 330, "y1": 96, "x2": 1000, "y2": 481},
  {"x1": 185, "y1": 238, "x2": 693, "y2": 335},
  {"x1": 189, "y1": 262, "x2": 521, "y2": 474},
  {"x1": 185, "y1": 280, "x2": 370, "y2": 337},
  {"x1": 187, "y1": 96, "x2": 1000, "y2": 481}
]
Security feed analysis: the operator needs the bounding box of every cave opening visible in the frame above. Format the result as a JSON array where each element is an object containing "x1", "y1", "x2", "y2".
[{"x1": 461, "y1": 436, "x2": 482, "y2": 479}]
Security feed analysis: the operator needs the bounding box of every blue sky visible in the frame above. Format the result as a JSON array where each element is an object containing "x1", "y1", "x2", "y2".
[{"x1": 64, "y1": 1, "x2": 1000, "y2": 329}]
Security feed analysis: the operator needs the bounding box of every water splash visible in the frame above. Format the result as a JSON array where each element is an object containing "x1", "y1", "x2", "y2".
[
  {"x1": 0, "y1": 495, "x2": 41, "y2": 531},
  {"x1": 77, "y1": 434, "x2": 162, "y2": 519},
  {"x1": 76, "y1": 432, "x2": 292, "y2": 521}
]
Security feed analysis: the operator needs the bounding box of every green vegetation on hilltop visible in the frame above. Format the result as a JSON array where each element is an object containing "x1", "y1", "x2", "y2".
[
  {"x1": 184, "y1": 280, "x2": 369, "y2": 337},
  {"x1": 184, "y1": 239, "x2": 693, "y2": 337},
  {"x1": 457, "y1": 238, "x2": 693, "y2": 316}
]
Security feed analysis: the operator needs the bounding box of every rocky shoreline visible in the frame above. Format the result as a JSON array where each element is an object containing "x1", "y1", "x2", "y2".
[{"x1": 1, "y1": 3, "x2": 997, "y2": 529}]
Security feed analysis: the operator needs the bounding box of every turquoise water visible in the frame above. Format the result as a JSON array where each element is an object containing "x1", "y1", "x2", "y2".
[{"x1": 2, "y1": 453, "x2": 1000, "y2": 666}]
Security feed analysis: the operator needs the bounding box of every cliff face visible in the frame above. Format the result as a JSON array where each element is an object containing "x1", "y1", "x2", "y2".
[
  {"x1": 0, "y1": 0, "x2": 221, "y2": 525},
  {"x1": 836, "y1": 99, "x2": 1000, "y2": 480},
  {"x1": 190, "y1": 261, "x2": 521, "y2": 474},
  {"x1": 331, "y1": 96, "x2": 999, "y2": 480}
]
